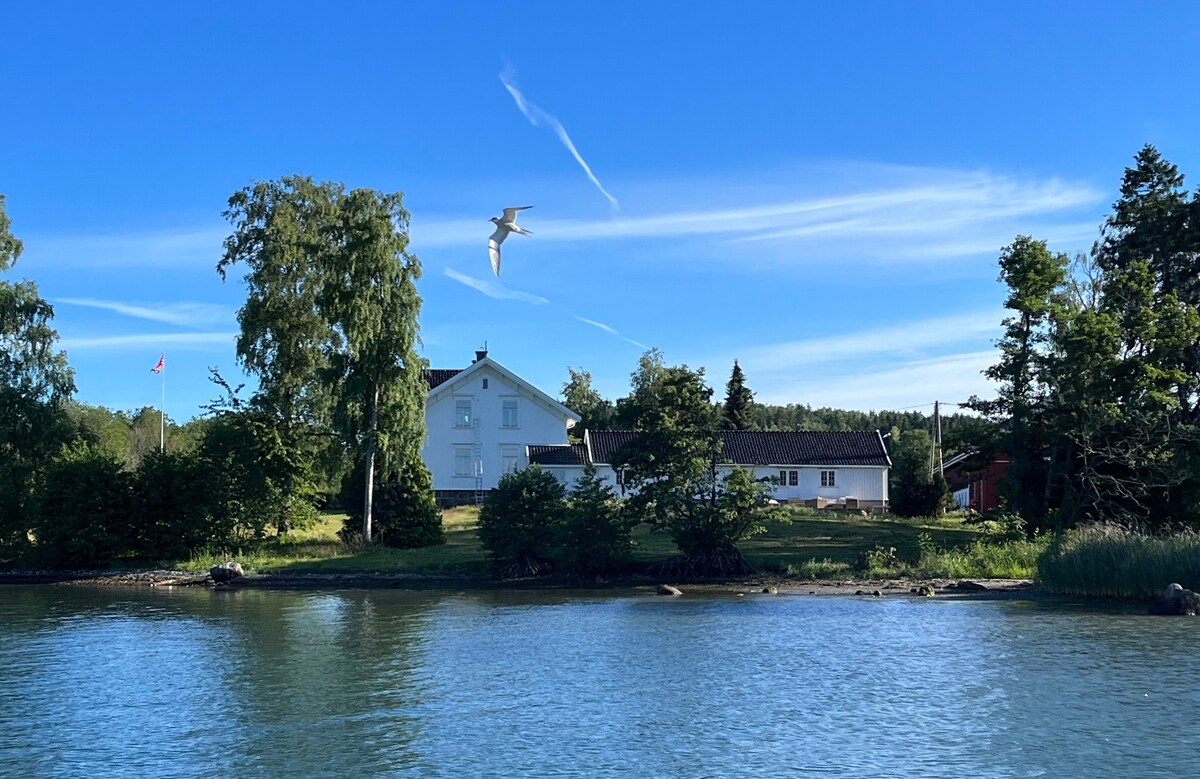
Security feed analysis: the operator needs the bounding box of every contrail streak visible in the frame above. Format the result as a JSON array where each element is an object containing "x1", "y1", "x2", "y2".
[{"x1": 500, "y1": 68, "x2": 619, "y2": 211}]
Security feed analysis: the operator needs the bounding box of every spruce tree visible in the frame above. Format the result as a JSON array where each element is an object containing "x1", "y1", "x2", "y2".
[{"x1": 721, "y1": 360, "x2": 756, "y2": 430}]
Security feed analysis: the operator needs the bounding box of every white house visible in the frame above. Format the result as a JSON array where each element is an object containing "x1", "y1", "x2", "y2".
[
  {"x1": 529, "y1": 429, "x2": 891, "y2": 509},
  {"x1": 423, "y1": 350, "x2": 580, "y2": 505}
]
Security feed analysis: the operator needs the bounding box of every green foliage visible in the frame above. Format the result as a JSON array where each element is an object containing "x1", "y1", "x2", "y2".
[
  {"x1": 129, "y1": 450, "x2": 215, "y2": 560},
  {"x1": 340, "y1": 462, "x2": 444, "y2": 549},
  {"x1": 886, "y1": 428, "x2": 950, "y2": 517},
  {"x1": 720, "y1": 359, "x2": 756, "y2": 431},
  {"x1": 477, "y1": 465, "x2": 566, "y2": 577},
  {"x1": 561, "y1": 367, "x2": 615, "y2": 442},
  {"x1": 32, "y1": 446, "x2": 134, "y2": 567},
  {"x1": 0, "y1": 195, "x2": 78, "y2": 556},
  {"x1": 1037, "y1": 524, "x2": 1200, "y2": 599},
  {"x1": 219, "y1": 176, "x2": 427, "y2": 543},
  {"x1": 558, "y1": 464, "x2": 636, "y2": 575}
]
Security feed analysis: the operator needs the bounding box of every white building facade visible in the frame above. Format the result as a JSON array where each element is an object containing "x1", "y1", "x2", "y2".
[{"x1": 423, "y1": 351, "x2": 580, "y2": 505}]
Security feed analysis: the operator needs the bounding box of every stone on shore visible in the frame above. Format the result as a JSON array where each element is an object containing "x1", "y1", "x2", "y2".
[
  {"x1": 1148, "y1": 583, "x2": 1200, "y2": 615},
  {"x1": 656, "y1": 584, "x2": 683, "y2": 596},
  {"x1": 210, "y1": 562, "x2": 245, "y2": 583}
]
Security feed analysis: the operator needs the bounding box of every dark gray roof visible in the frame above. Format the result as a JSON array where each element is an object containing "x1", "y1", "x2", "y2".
[
  {"x1": 586, "y1": 430, "x2": 889, "y2": 467},
  {"x1": 424, "y1": 369, "x2": 462, "y2": 390},
  {"x1": 720, "y1": 430, "x2": 890, "y2": 466},
  {"x1": 527, "y1": 444, "x2": 588, "y2": 466}
]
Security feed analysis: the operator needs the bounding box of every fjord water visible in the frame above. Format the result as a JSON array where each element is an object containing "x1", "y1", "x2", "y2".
[{"x1": 1, "y1": 586, "x2": 1195, "y2": 778}]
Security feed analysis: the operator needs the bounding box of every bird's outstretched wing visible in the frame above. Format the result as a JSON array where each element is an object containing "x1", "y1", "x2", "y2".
[
  {"x1": 488, "y1": 228, "x2": 507, "y2": 275},
  {"x1": 501, "y1": 206, "x2": 532, "y2": 222}
]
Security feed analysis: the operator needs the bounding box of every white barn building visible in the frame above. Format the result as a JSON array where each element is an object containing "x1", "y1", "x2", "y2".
[{"x1": 529, "y1": 429, "x2": 891, "y2": 509}]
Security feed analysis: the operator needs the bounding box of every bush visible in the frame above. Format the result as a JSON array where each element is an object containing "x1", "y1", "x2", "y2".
[
  {"x1": 558, "y1": 464, "x2": 636, "y2": 576},
  {"x1": 130, "y1": 450, "x2": 217, "y2": 560},
  {"x1": 339, "y1": 462, "x2": 444, "y2": 548},
  {"x1": 892, "y1": 474, "x2": 950, "y2": 517},
  {"x1": 478, "y1": 465, "x2": 565, "y2": 577},
  {"x1": 32, "y1": 447, "x2": 134, "y2": 567}
]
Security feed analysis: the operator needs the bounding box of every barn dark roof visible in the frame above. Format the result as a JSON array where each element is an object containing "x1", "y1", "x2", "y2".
[
  {"x1": 585, "y1": 430, "x2": 642, "y2": 465},
  {"x1": 719, "y1": 430, "x2": 890, "y2": 466},
  {"x1": 527, "y1": 444, "x2": 589, "y2": 466},
  {"x1": 424, "y1": 369, "x2": 462, "y2": 390},
  {"x1": 585, "y1": 430, "x2": 889, "y2": 467}
]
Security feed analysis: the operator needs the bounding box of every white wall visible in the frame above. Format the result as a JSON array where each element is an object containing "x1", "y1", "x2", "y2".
[
  {"x1": 586, "y1": 463, "x2": 889, "y2": 503},
  {"x1": 424, "y1": 363, "x2": 573, "y2": 492}
]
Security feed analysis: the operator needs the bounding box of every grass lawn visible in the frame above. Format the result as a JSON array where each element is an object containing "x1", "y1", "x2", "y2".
[{"x1": 178, "y1": 506, "x2": 1021, "y2": 579}]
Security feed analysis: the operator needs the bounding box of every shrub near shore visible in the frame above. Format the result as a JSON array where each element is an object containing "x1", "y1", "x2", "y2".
[{"x1": 1037, "y1": 523, "x2": 1200, "y2": 599}]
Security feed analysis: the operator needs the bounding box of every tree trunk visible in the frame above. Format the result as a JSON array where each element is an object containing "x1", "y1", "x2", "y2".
[{"x1": 362, "y1": 384, "x2": 379, "y2": 544}]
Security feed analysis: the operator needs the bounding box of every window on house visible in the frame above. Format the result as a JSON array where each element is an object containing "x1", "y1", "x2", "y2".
[
  {"x1": 454, "y1": 446, "x2": 472, "y2": 477},
  {"x1": 482, "y1": 378, "x2": 489, "y2": 389},
  {"x1": 502, "y1": 398, "x2": 519, "y2": 428},
  {"x1": 502, "y1": 447, "x2": 519, "y2": 474},
  {"x1": 821, "y1": 470, "x2": 836, "y2": 487},
  {"x1": 789, "y1": 470, "x2": 798, "y2": 486},
  {"x1": 616, "y1": 469, "x2": 625, "y2": 486},
  {"x1": 779, "y1": 470, "x2": 787, "y2": 485},
  {"x1": 455, "y1": 398, "x2": 472, "y2": 427}
]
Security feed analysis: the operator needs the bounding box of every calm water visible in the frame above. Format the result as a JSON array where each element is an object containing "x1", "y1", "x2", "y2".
[{"x1": 1, "y1": 585, "x2": 1197, "y2": 778}]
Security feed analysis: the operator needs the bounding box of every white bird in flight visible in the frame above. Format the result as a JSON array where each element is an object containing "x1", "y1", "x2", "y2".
[{"x1": 488, "y1": 206, "x2": 533, "y2": 275}]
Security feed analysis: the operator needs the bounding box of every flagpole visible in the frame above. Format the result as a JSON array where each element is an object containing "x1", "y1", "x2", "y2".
[{"x1": 160, "y1": 358, "x2": 165, "y2": 452}]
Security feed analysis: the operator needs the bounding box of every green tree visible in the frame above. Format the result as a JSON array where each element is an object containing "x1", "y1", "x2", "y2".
[
  {"x1": 887, "y1": 427, "x2": 949, "y2": 517},
  {"x1": 219, "y1": 177, "x2": 429, "y2": 541},
  {"x1": 477, "y1": 465, "x2": 566, "y2": 577},
  {"x1": 613, "y1": 355, "x2": 775, "y2": 573},
  {"x1": 561, "y1": 367, "x2": 614, "y2": 441},
  {"x1": 558, "y1": 463, "x2": 636, "y2": 575},
  {"x1": 0, "y1": 195, "x2": 76, "y2": 554},
  {"x1": 967, "y1": 236, "x2": 1068, "y2": 525},
  {"x1": 720, "y1": 360, "x2": 756, "y2": 431},
  {"x1": 32, "y1": 445, "x2": 134, "y2": 567},
  {"x1": 339, "y1": 462, "x2": 443, "y2": 549}
]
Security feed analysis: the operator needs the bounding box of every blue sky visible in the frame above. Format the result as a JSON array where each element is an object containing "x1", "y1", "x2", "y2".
[{"x1": 4, "y1": 2, "x2": 1199, "y2": 421}]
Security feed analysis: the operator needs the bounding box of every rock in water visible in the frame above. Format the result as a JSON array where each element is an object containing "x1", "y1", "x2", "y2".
[
  {"x1": 656, "y1": 584, "x2": 683, "y2": 596},
  {"x1": 1148, "y1": 583, "x2": 1200, "y2": 615},
  {"x1": 210, "y1": 561, "x2": 245, "y2": 583}
]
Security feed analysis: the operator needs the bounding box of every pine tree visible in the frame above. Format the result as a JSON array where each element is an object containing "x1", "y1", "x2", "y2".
[{"x1": 721, "y1": 360, "x2": 756, "y2": 431}]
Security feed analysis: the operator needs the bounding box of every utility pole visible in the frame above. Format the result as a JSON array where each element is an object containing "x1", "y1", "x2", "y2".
[{"x1": 930, "y1": 400, "x2": 943, "y2": 479}]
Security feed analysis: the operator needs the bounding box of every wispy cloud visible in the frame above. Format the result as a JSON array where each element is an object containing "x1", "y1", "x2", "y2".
[
  {"x1": 731, "y1": 312, "x2": 1002, "y2": 371},
  {"x1": 705, "y1": 312, "x2": 1004, "y2": 410},
  {"x1": 23, "y1": 227, "x2": 226, "y2": 269},
  {"x1": 60, "y1": 332, "x2": 238, "y2": 351},
  {"x1": 573, "y1": 315, "x2": 648, "y2": 350},
  {"x1": 443, "y1": 267, "x2": 549, "y2": 305},
  {"x1": 413, "y1": 167, "x2": 1102, "y2": 267},
  {"x1": 500, "y1": 66, "x2": 620, "y2": 211},
  {"x1": 56, "y1": 297, "x2": 233, "y2": 328},
  {"x1": 752, "y1": 351, "x2": 998, "y2": 410}
]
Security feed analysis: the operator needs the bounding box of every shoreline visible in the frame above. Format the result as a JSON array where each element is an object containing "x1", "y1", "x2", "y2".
[{"x1": 0, "y1": 568, "x2": 1043, "y2": 600}]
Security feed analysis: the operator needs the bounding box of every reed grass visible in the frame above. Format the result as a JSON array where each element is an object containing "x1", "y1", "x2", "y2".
[{"x1": 1036, "y1": 523, "x2": 1200, "y2": 599}]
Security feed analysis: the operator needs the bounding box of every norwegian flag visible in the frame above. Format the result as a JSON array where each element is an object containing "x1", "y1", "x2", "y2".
[{"x1": 151, "y1": 355, "x2": 164, "y2": 374}]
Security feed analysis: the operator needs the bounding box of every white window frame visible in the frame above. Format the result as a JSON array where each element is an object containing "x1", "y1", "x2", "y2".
[
  {"x1": 501, "y1": 446, "x2": 519, "y2": 474},
  {"x1": 789, "y1": 470, "x2": 798, "y2": 487},
  {"x1": 821, "y1": 469, "x2": 836, "y2": 487},
  {"x1": 454, "y1": 446, "x2": 472, "y2": 477},
  {"x1": 454, "y1": 397, "x2": 472, "y2": 428},
  {"x1": 501, "y1": 397, "x2": 519, "y2": 428}
]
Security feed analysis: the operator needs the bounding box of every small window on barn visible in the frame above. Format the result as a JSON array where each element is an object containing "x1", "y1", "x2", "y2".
[
  {"x1": 779, "y1": 470, "x2": 787, "y2": 484},
  {"x1": 482, "y1": 378, "x2": 489, "y2": 389},
  {"x1": 821, "y1": 470, "x2": 836, "y2": 487},
  {"x1": 789, "y1": 470, "x2": 798, "y2": 486}
]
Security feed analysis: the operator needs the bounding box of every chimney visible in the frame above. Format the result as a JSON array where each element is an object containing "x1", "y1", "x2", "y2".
[{"x1": 474, "y1": 347, "x2": 488, "y2": 363}]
